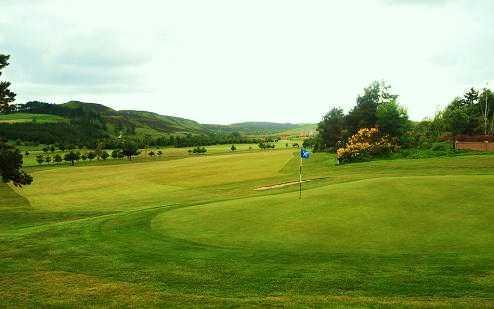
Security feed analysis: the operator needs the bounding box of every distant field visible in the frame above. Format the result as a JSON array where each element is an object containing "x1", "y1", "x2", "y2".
[
  {"x1": 0, "y1": 113, "x2": 66, "y2": 124},
  {"x1": 20, "y1": 139, "x2": 301, "y2": 167},
  {"x1": 1, "y1": 150, "x2": 493, "y2": 306}
]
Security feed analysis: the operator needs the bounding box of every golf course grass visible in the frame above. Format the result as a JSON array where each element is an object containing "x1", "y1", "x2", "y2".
[{"x1": 1, "y1": 149, "x2": 493, "y2": 307}]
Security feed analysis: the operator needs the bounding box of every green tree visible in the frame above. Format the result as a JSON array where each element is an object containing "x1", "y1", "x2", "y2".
[
  {"x1": 121, "y1": 140, "x2": 140, "y2": 160},
  {"x1": 148, "y1": 150, "x2": 155, "y2": 157},
  {"x1": 192, "y1": 146, "x2": 207, "y2": 154},
  {"x1": 143, "y1": 134, "x2": 152, "y2": 156},
  {"x1": 36, "y1": 154, "x2": 44, "y2": 165},
  {"x1": 0, "y1": 54, "x2": 33, "y2": 187},
  {"x1": 45, "y1": 155, "x2": 52, "y2": 164},
  {"x1": 230, "y1": 144, "x2": 237, "y2": 151},
  {"x1": 0, "y1": 140, "x2": 33, "y2": 187},
  {"x1": 111, "y1": 150, "x2": 120, "y2": 159},
  {"x1": 54, "y1": 154, "x2": 63, "y2": 164},
  {"x1": 316, "y1": 107, "x2": 346, "y2": 151},
  {"x1": 87, "y1": 151, "x2": 96, "y2": 161},
  {"x1": 0, "y1": 54, "x2": 16, "y2": 113},
  {"x1": 346, "y1": 81, "x2": 398, "y2": 134},
  {"x1": 441, "y1": 97, "x2": 475, "y2": 136},
  {"x1": 95, "y1": 141, "x2": 104, "y2": 160},
  {"x1": 101, "y1": 151, "x2": 109, "y2": 160},
  {"x1": 479, "y1": 88, "x2": 494, "y2": 135},
  {"x1": 376, "y1": 99, "x2": 409, "y2": 138},
  {"x1": 64, "y1": 151, "x2": 81, "y2": 166}
]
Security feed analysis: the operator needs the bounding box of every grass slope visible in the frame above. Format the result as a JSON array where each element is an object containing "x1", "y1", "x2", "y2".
[
  {"x1": 0, "y1": 113, "x2": 66, "y2": 124},
  {"x1": 1, "y1": 151, "x2": 493, "y2": 307}
]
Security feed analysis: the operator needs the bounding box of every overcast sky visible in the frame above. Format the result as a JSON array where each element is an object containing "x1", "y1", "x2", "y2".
[{"x1": 1, "y1": 0, "x2": 493, "y2": 124}]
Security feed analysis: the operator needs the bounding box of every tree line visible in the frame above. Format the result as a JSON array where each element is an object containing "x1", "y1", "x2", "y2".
[{"x1": 309, "y1": 81, "x2": 494, "y2": 163}]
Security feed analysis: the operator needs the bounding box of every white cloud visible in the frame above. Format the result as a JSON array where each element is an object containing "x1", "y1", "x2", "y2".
[{"x1": 0, "y1": 0, "x2": 493, "y2": 123}]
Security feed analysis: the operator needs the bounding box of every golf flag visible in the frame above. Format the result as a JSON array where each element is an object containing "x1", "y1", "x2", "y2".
[{"x1": 299, "y1": 148, "x2": 310, "y2": 199}]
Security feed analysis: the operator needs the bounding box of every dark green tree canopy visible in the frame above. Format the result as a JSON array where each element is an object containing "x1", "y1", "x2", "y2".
[
  {"x1": 316, "y1": 107, "x2": 346, "y2": 151},
  {"x1": 64, "y1": 151, "x2": 81, "y2": 166},
  {"x1": 0, "y1": 54, "x2": 32, "y2": 186},
  {"x1": 346, "y1": 81, "x2": 398, "y2": 134},
  {"x1": 437, "y1": 87, "x2": 494, "y2": 136},
  {"x1": 0, "y1": 54, "x2": 16, "y2": 113},
  {"x1": 120, "y1": 140, "x2": 140, "y2": 160},
  {"x1": 0, "y1": 140, "x2": 33, "y2": 186}
]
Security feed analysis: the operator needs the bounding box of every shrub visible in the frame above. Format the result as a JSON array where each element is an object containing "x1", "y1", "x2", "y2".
[
  {"x1": 431, "y1": 142, "x2": 452, "y2": 152},
  {"x1": 36, "y1": 154, "x2": 44, "y2": 165},
  {"x1": 54, "y1": 154, "x2": 63, "y2": 164},
  {"x1": 101, "y1": 151, "x2": 110, "y2": 160},
  {"x1": 192, "y1": 146, "x2": 207, "y2": 154},
  {"x1": 258, "y1": 142, "x2": 275, "y2": 149},
  {"x1": 336, "y1": 128, "x2": 398, "y2": 164}
]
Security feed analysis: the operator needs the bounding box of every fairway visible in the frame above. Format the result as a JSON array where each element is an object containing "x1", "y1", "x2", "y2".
[{"x1": 1, "y1": 150, "x2": 494, "y2": 307}]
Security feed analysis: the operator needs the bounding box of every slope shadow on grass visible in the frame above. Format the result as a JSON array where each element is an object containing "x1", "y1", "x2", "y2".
[{"x1": 0, "y1": 183, "x2": 113, "y2": 232}]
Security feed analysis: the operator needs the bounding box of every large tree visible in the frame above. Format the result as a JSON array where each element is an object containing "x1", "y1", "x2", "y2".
[
  {"x1": 346, "y1": 81, "x2": 398, "y2": 134},
  {"x1": 0, "y1": 54, "x2": 16, "y2": 113},
  {"x1": 0, "y1": 141, "x2": 33, "y2": 187},
  {"x1": 439, "y1": 88, "x2": 484, "y2": 136},
  {"x1": 120, "y1": 140, "x2": 140, "y2": 160},
  {"x1": 376, "y1": 99, "x2": 409, "y2": 138},
  {"x1": 0, "y1": 54, "x2": 32, "y2": 186},
  {"x1": 479, "y1": 88, "x2": 494, "y2": 135},
  {"x1": 316, "y1": 107, "x2": 346, "y2": 150}
]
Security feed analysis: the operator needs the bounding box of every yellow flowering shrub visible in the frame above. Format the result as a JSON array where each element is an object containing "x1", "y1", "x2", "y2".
[{"x1": 336, "y1": 128, "x2": 397, "y2": 163}]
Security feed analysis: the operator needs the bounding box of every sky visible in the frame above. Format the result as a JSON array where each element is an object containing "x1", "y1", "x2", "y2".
[{"x1": 0, "y1": 0, "x2": 493, "y2": 124}]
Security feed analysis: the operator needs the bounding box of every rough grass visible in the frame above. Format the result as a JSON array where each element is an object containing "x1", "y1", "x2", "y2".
[{"x1": 1, "y1": 150, "x2": 493, "y2": 307}]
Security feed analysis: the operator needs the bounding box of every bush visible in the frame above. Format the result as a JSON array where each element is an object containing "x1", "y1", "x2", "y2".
[
  {"x1": 101, "y1": 151, "x2": 110, "y2": 160},
  {"x1": 431, "y1": 142, "x2": 452, "y2": 152},
  {"x1": 336, "y1": 128, "x2": 398, "y2": 164},
  {"x1": 258, "y1": 142, "x2": 275, "y2": 149},
  {"x1": 192, "y1": 146, "x2": 207, "y2": 154}
]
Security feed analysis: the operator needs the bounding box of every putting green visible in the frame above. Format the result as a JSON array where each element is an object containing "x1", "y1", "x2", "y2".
[{"x1": 153, "y1": 175, "x2": 494, "y2": 254}]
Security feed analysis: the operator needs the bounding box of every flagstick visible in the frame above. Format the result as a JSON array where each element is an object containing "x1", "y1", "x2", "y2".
[{"x1": 299, "y1": 153, "x2": 303, "y2": 199}]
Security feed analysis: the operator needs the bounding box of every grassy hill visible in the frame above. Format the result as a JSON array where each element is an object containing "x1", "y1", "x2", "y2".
[
  {"x1": 1, "y1": 101, "x2": 315, "y2": 144},
  {"x1": 1, "y1": 151, "x2": 493, "y2": 306},
  {"x1": 119, "y1": 110, "x2": 204, "y2": 135}
]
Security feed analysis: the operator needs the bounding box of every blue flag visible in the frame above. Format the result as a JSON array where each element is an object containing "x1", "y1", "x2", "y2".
[{"x1": 300, "y1": 148, "x2": 310, "y2": 159}]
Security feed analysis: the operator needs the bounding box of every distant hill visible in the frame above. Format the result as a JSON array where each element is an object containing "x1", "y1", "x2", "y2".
[
  {"x1": 204, "y1": 122, "x2": 315, "y2": 135},
  {"x1": 0, "y1": 101, "x2": 315, "y2": 145}
]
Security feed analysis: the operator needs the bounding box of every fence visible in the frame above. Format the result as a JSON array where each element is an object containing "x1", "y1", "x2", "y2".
[{"x1": 455, "y1": 137, "x2": 494, "y2": 152}]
